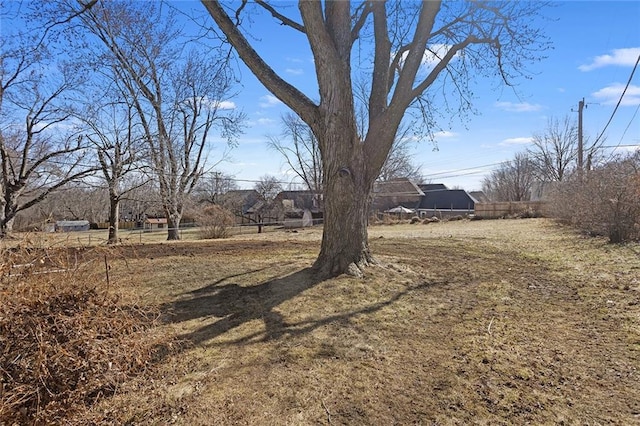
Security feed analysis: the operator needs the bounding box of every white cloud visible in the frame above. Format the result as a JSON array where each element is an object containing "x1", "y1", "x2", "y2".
[
  {"x1": 256, "y1": 117, "x2": 275, "y2": 126},
  {"x1": 285, "y1": 68, "x2": 303, "y2": 76},
  {"x1": 579, "y1": 47, "x2": 640, "y2": 71},
  {"x1": 500, "y1": 137, "x2": 533, "y2": 146},
  {"x1": 591, "y1": 83, "x2": 640, "y2": 106},
  {"x1": 188, "y1": 97, "x2": 236, "y2": 110},
  {"x1": 421, "y1": 44, "x2": 461, "y2": 67},
  {"x1": 434, "y1": 130, "x2": 458, "y2": 140},
  {"x1": 259, "y1": 94, "x2": 283, "y2": 108},
  {"x1": 215, "y1": 100, "x2": 236, "y2": 110},
  {"x1": 495, "y1": 101, "x2": 543, "y2": 112},
  {"x1": 395, "y1": 44, "x2": 460, "y2": 73}
]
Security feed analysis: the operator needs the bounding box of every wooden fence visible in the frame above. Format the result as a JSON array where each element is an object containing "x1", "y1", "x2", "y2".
[{"x1": 474, "y1": 201, "x2": 548, "y2": 219}]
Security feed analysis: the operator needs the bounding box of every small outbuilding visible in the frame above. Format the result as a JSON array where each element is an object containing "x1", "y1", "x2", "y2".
[
  {"x1": 55, "y1": 220, "x2": 90, "y2": 232},
  {"x1": 144, "y1": 217, "x2": 167, "y2": 231}
]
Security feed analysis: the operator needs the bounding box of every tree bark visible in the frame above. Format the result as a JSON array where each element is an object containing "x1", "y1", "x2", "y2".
[
  {"x1": 1, "y1": 193, "x2": 18, "y2": 238},
  {"x1": 314, "y1": 176, "x2": 374, "y2": 278},
  {"x1": 107, "y1": 193, "x2": 119, "y2": 244},
  {"x1": 166, "y1": 210, "x2": 182, "y2": 240},
  {"x1": 313, "y1": 129, "x2": 376, "y2": 278}
]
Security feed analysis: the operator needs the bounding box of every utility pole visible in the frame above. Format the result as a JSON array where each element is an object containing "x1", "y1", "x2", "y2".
[{"x1": 577, "y1": 98, "x2": 585, "y2": 171}]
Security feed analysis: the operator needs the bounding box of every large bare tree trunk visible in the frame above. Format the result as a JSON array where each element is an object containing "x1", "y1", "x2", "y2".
[
  {"x1": 107, "y1": 193, "x2": 119, "y2": 244},
  {"x1": 166, "y1": 210, "x2": 182, "y2": 241},
  {"x1": 202, "y1": 0, "x2": 547, "y2": 277},
  {"x1": 314, "y1": 171, "x2": 374, "y2": 277},
  {"x1": 313, "y1": 127, "x2": 377, "y2": 278}
]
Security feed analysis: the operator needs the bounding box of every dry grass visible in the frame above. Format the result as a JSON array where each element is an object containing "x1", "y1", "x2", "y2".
[
  {"x1": 2, "y1": 218, "x2": 639, "y2": 424},
  {"x1": 0, "y1": 246, "x2": 177, "y2": 425}
]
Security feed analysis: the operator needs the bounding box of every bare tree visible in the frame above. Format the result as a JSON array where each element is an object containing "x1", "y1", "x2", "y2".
[
  {"x1": 253, "y1": 174, "x2": 283, "y2": 233},
  {"x1": 377, "y1": 127, "x2": 423, "y2": 182},
  {"x1": 81, "y1": 95, "x2": 147, "y2": 244},
  {"x1": 482, "y1": 153, "x2": 535, "y2": 202},
  {"x1": 47, "y1": 184, "x2": 108, "y2": 223},
  {"x1": 203, "y1": 1, "x2": 549, "y2": 276},
  {"x1": 528, "y1": 116, "x2": 578, "y2": 182},
  {"x1": 269, "y1": 113, "x2": 422, "y2": 189},
  {"x1": 1, "y1": 17, "x2": 97, "y2": 237},
  {"x1": 76, "y1": 0, "x2": 244, "y2": 240},
  {"x1": 193, "y1": 171, "x2": 239, "y2": 204},
  {"x1": 268, "y1": 113, "x2": 323, "y2": 192}
]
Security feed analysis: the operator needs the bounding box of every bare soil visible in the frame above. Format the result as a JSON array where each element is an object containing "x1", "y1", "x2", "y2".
[{"x1": 6, "y1": 218, "x2": 640, "y2": 424}]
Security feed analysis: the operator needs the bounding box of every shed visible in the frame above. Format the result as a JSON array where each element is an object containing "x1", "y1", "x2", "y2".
[
  {"x1": 55, "y1": 220, "x2": 90, "y2": 232},
  {"x1": 144, "y1": 217, "x2": 167, "y2": 230}
]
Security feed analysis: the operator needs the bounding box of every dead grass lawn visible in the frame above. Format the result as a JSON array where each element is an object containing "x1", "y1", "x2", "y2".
[{"x1": 6, "y1": 218, "x2": 639, "y2": 425}]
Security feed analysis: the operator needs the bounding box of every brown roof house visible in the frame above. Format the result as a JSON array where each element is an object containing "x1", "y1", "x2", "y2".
[
  {"x1": 144, "y1": 217, "x2": 167, "y2": 231},
  {"x1": 371, "y1": 178, "x2": 425, "y2": 213},
  {"x1": 275, "y1": 190, "x2": 323, "y2": 228}
]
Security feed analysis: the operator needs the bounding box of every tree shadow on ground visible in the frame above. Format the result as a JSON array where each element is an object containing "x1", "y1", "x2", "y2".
[
  {"x1": 161, "y1": 268, "x2": 323, "y2": 346},
  {"x1": 161, "y1": 267, "x2": 437, "y2": 347}
]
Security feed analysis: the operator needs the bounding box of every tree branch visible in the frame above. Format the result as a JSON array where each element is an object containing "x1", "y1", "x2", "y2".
[
  {"x1": 201, "y1": 1, "x2": 318, "y2": 125},
  {"x1": 411, "y1": 35, "x2": 495, "y2": 99},
  {"x1": 255, "y1": 0, "x2": 305, "y2": 33},
  {"x1": 350, "y1": 1, "x2": 372, "y2": 44}
]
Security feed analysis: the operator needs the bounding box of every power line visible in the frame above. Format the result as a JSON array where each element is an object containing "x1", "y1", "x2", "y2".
[
  {"x1": 591, "y1": 54, "x2": 640, "y2": 151},
  {"x1": 420, "y1": 161, "x2": 505, "y2": 177},
  {"x1": 602, "y1": 102, "x2": 640, "y2": 162},
  {"x1": 599, "y1": 144, "x2": 640, "y2": 149}
]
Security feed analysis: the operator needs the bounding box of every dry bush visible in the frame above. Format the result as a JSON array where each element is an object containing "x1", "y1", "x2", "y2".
[
  {"x1": 380, "y1": 214, "x2": 401, "y2": 225},
  {"x1": 194, "y1": 205, "x2": 236, "y2": 239},
  {"x1": 548, "y1": 153, "x2": 640, "y2": 243},
  {"x1": 0, "y1": 246, "x2": 173, "y2": 424},
  {"x1": 422, "y1": 216, "x2": 440, "y2": 224}
]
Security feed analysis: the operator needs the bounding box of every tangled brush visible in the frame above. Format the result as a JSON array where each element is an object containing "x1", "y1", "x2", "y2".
[{"x1": 0, "y1": 246, "x2": 173, "y2": 424}]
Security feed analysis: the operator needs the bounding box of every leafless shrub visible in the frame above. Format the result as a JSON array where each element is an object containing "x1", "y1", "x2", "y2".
[
  {"x1": 548, "y1": 153, "x2": 640, "y2": 243},
  {"x1": 194, "y1": 204, "x2": 236, "y2": 239}
]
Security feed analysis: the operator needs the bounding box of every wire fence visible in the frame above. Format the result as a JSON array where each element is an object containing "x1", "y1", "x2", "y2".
[{"x1": 3, "y1": 220, "x2": 323, "y2": 249}]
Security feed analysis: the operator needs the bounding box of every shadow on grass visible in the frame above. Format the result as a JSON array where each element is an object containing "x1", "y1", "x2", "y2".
[
  {"x1": 161, "y1": 267, "x2": 436, "y2": 347},
  {"x1": 161, "y1": 268, "x2": 323, "y2": 345}
]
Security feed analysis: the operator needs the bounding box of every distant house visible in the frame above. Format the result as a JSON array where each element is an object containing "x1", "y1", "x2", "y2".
[
  {"x1": 55, "y1": 220, "x2": 90, "y2": 232},
  {"x1": 144, "y1": 217, "x2": 167, "y2": 231},
  {"x1": 418, "y1": 183, "x2": 448, "y2": 193},
  {"x1": 275, "y1": 190, "x2": 323, "y2": 227},
  {"x1": 218, "y1": 189, "x2": 262, "y2": 224},
  {"x1": 416, "y1": 188, "x2": 477, "y2": 218},
  {"x1": 371, "y1": 178, "x2": 425, "y2": 213},
  {"x1": 371, "y1": 179, "x2": 478, "y2": 219},
  {"x1": 469, "y1": 191, "x2": 490, "y2": 203}
]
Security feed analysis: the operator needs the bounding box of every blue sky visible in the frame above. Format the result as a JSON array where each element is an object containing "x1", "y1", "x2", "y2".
[
  {"x1": 191, "y1": 1, "x2": 640, "y2": 191},
  {"x1": 3, "y1": 1, "x2": 638, "y2": 192}
]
